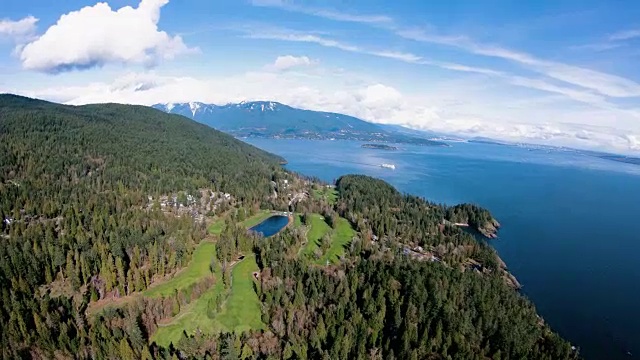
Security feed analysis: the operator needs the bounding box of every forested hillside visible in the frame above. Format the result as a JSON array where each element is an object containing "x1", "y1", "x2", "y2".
[{"x1": 0, "y1": 94, "x2": 282, "y2": 358}]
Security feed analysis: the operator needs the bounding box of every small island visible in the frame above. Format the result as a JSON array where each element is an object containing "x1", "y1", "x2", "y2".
[{"x1": 362, "y1": 143, "x2": 398, "y2": 150}]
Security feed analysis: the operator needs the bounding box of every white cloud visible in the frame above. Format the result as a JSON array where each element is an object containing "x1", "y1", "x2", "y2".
[
  {"x1": 19, "y1": 0, "x2": 196, "y2": 73},
  {"x1": 305, "y1": 9, "x2": 392, "y2": 25},
  {"x1": 0, "y1": 16, "x2": 38, "y2": 40},
  {"x1": 270, "y1": 55, "x2": 314, "y2": 71},
  {"x1": 250, "y1": 31, "x2": 358, "y2": 53},
  {"x1": 245, "y1": 27, "x2": 624, "y2": 111},
  {"x1": 506, "y1": 76, "x2": 606, "y2": 105},
  {"x1": 250, "y1": 0, "x2": 392, "y2": 25},
  {"x1": 372, "y1": 51, "x2": 421, "y2": 63},
  {"x1": 609, "y1": 29, "x2": 640, "y2": 41},
  {"x1": 569, "y1": 42, "x2": 625, "y2": 52},
  {"x1": 396, "y1": 28, "x2": 640, "y2": 98},
  {"x1": 625, "y1": 134, "x2": 640, "y2": 150},
  {"x1": 247, "y1": 30, "x2": 425, "y2": 65},
  {"x1": 255, "y1": 4, "x2": 640, "y2": 99},
  {"x1": 570, "y1": 28, "x2": 640, "y2": 53}
]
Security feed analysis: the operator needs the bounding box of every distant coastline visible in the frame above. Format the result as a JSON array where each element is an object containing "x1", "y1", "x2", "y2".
[{"x1": 362, "y1": 143, "x2": 398, "y2": 150}]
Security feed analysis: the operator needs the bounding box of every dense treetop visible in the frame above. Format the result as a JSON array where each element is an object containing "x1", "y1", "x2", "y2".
[
  {"x1": 0, "y1": 95, "x2": 282, "y2": 358},
  {"x1": 0, "y1": 94, "x2": 283, "y2": 206}
]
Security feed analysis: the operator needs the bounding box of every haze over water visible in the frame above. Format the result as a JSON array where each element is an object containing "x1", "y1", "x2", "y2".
[{"x1": 246, "y1": 138, "x2": 640, "y2": 360}]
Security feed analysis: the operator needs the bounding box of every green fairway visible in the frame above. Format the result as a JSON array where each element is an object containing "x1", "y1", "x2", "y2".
[
  {"x1": 207, "y1": 218, "x2": 226, "y2": 235},
  {"x1": 144, "y1": 242, "x2": 215, "y2": 298},
  {"x1": 241, "y1": 210, "x2": 273, "y2": 228},
  {"x1": 215, "y1": 254, "x2": 264, "y2": 332},
  {"x1": 209, "y1": 210, "x2": 274, "y2": 236},
  {"x1": 312, "y1": 187, "x2": 338, "y2": 205},
  {"x1": 151, "y1": 254, "x2": 264, "y2": 347},
  {"x1": 302, "y1": 214, "x2": 331, "y2": 257},
  {"x1": 317, "y1": 217, "x2": 355, "y2": 265},
  {"x1": 151, "y1": 274, "x2": 224, "y2": 347},
  {"x1": 148, "y1": 209, "x2": 286, "y2": 346}
]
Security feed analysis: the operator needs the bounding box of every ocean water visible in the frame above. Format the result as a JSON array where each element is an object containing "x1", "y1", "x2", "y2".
[
  {"x1": 245, "y1": 138, "x2": 640, "y2": 360},
  {"x1": 249, "y1": 215, "x2": 290, "y2": 238}
]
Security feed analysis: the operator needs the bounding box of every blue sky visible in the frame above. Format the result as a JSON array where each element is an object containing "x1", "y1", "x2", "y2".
[{"x1": 1, "y1": 0, "x2": 640, "y2": 153}]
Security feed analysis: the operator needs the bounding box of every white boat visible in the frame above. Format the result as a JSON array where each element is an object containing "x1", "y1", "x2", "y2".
[{"x1": 380, "y1": 163, "x2": 396, "y2": 170}]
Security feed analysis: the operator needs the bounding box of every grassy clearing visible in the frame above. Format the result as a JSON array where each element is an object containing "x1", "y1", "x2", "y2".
[
  {"x1": 144, "y1": 242, "x2": 215, "y2": 298},
  {"x1": 151, "y1": 258, "x2": 224, "y2": 347},
  {"x1": 312, "y1": 187, "x2": 338, "y2": 205},
  {"x1": 241, "y1": 210, "x2": 272, "y2": 228},
  {"x1": 293, "y1": 213, "x2": 303, "y2": 228},
  {"x1": 151, "y1": 253, "x2": 264, "y2": 347},
  {"x1": 209, "y1": 209, "x2": 273, "y2": 235},
  {"x1": 208, "y1": 218, "x2": 226, "y2": 235},
  {"x1": 302, "y1": 214, "x2": 331, "y2": 257},
  {"x1": 317, "y1": 217, "x2": 355, "y2": 265},
  {"x1": 215, "y1": 254, "x2": 264, "y2": 332}
]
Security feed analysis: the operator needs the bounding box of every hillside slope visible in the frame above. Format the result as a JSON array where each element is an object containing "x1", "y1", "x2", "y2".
[
  {"x1": 0, "y1": 94, "x2": 284, "y2": 358},
  {"x1": 0, "y1": 95, "x2": 283, "y2": 206},
  {"x1": 153, "y1": 101, "x2": 446, "y2": 145}
]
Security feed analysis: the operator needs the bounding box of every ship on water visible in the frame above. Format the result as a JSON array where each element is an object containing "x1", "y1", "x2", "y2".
[{"x1": 380, "y1": 163, "x2": 396, "y2": 170}]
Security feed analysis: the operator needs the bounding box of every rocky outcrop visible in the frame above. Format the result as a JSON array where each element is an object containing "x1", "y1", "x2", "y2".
[{"x1": 478, "y1": 218, "x2": 501, "y2": 239}]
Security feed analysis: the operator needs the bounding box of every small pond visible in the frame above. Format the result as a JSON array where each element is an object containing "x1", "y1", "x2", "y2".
[{"x1": 249, "y1": 215, "x2": 289, "y2": 238}]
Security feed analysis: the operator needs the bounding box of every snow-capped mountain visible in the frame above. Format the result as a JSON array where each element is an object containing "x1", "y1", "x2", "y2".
[
  {"x1": 157, "y1": 101, "x2": 216, "y2": 117},
  {"x1": 156, "y1": 101, "x2": 283, "y2": 117},
  {"x1": 152, "y1": 101, "x2": 445, "y2": 145}
]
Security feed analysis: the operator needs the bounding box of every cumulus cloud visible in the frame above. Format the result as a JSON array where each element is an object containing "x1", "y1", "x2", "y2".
[
  {"x1": 18, "y1": 0, "x2": 196, "y2": 73},
  {"x1": 624, "y1": 134, "x2": 640, "y2": 150},
  {"x1": 269, "y1": 55, "x2": 314, "y2": 71},
  {"x1": 0, "y1": 16, "x2": 38, "y2": 39}
]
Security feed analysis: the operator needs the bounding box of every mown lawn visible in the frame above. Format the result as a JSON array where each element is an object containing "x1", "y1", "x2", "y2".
[
  {"x1": 301, "y1": 214, "x2": 331, "y2": 257},
  {"x1": 151, "y1": 254, "x2": 264, "y2": 347},
  {"x1": 215, "y1": 254, "x2": 264, "y2": 332},
  {"x1": 241, "y1": 210, "x2": 273, "y2": 228},
  {"x1": 207, "y1": 218, "x2": 226, "y2": 235},
  {"x1": 312, "y1": 187, "x2": 338, "y2": 205},
  {"x1": 149, "y1": 209, "x2": 275, "y2": 346},
  {"x1": 144, "y1": 242, "x2": 215, "y2": 298},
  {"x1": 317, "y1": 217, "x2": 355, "y2": 265},
  {"x1": 209, "y1": 209, "x2": 273, "y2": 235},
  {"x1": 150, "y1": 261, "x2": 224, "y2": 347},
  {"x1": 293, "y1": 213, "x2": 303, "y2": 228}
]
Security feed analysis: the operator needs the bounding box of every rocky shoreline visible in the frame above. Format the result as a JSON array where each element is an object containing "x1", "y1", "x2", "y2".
[{"x1": 478, "y1": 219, "x2": 501, "y2": 239}]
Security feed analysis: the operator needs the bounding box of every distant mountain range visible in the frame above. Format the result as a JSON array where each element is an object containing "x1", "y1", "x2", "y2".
[{"x1": 152, "y1": 101, "x2": 446, "y2": 146}]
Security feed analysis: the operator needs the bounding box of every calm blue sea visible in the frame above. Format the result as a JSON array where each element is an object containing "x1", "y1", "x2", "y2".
[{"x1": 245, "y1": 138, "x2": 640, "y2": 360}]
